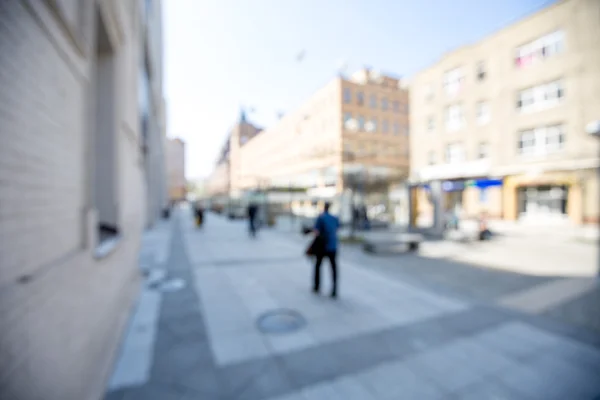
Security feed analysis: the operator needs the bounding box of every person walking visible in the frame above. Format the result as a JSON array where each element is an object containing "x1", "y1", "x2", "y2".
[
  {"x1": 312, "y1": 202, "x2": 340, "y2": 298},
  {"x1": 194, "y1": 202, "x2": 204, "y2": 228},
  {"x1": 248, "y1": 202, "x2": 258, "y2": 237}
]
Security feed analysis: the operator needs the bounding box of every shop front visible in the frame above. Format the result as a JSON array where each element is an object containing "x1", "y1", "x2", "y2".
[
  {"x1": 503, "y1": 169, "x2": 597, "y2": 224},
  {"x1": 414, "y1": 178, "x2": 503, "y2": 225}
]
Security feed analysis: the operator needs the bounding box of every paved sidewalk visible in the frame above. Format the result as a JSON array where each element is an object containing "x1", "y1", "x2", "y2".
[{"x1": 105, "y1": 208, "x2": 600, "y2": 400}]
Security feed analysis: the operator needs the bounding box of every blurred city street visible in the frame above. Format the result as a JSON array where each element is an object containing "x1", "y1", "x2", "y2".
[
  {"x1": 3, "y1": 1, "x2": 600, "y2": 398},
  {"x1": 104, "y1": 205, "x2": 600, "y2": 400}
]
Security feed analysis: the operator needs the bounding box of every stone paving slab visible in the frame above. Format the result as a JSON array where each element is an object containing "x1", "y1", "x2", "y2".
[{"x1": 105, "y1": 209, "x2": 600, "y2": 400}]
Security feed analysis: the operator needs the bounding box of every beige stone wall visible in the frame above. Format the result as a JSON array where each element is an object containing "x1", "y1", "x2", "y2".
[
  {"x1": 0, "y1": 1, "x2": 153, "y2": 399},
  {"x1": 410, "y1": 0, "x2": 600, "y2": 223}
]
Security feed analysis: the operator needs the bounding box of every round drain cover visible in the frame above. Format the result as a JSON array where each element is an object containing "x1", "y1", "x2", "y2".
[{"x1": 257, "y1": 309, "x2": 306, "y2": 334}]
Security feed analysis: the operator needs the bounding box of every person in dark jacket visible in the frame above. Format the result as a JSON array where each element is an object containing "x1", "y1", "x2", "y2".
[
  {"x1": 312, "y1": 202, "x2": 340, "y2": 298},
  {"x1": 248, "y1": 203, "x2": 258, "y2": 237},
  {"x1": 194, "y1": 202, "x2": 204, "y2": 227}
]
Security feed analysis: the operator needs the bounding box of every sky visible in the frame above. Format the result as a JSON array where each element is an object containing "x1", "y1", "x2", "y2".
[{"x1": 163, "y1": 0, "x2": 557, "y2": 181}]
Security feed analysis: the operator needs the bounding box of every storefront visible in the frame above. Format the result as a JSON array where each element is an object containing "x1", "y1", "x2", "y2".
[
  {"x1": 516, "y1": 185, "x2": 568, "y2": 222},
  {"x1": 503, "y1": 169, "x2": 598, "y2": 224},
  {"x1": 415, "y1": 178, "x2": 503, "y2": 224}
]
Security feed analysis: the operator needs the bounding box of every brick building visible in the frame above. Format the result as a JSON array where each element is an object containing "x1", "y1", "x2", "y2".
[
  {"x1": 206, "y1": 70, "x2": 410, "y2": 219},
  {"x1": 0, "y1": 1, "x2": 165, "y2": 399}
]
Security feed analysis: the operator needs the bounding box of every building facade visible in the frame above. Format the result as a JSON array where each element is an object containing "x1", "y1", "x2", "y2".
[
  {"x1": 206, "y1": 109, "x2": 262, "y2": 199},
  {"x1": 0, "y1": 1, "x2": 165, "y2": 399},
  {"x1": 410, "y1": 0, "x2": 600, "y2": 226},
  {"x1": 209, "y1": 69, "x2": 410, "y2": 208},
  {"x1": 141, "y1": 0, "x2": 168, "y2": 226},
  {"x1": 166, "y1": 137, "x2": 187, "y2": 201}
]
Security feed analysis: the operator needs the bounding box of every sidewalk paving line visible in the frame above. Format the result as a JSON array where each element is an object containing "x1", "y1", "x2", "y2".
[
  {"x1": 497, "y1": 278, "x2": 600, "y2": 314},
  {"x1": 107, "y1": 287, "x2": 162, "y2": 390}
]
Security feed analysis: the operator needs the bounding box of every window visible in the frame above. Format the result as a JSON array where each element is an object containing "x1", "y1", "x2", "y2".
[
  {"x1": 518, "y1": 124, "x2": 565, "y2": 156},
  {"x1": 427, "y1": 116, "x2": 435, "y2": 133},
  {"x1": 94, "y1": 8, "x2": 119, "y2": 249},
  {"x1": 357, "y1": 115, "x2": 365, "y2": 131},
  {"x1": 478, "y1": 142, "x2": 489, "y2": 159},
  {"x1": 381, "y1": 98, "x2": 389, "y2": 111},
  {"x1": 343, "y1": 87, "x2": 352, "y2": 104},
  {"x1": 515, "y1": 30, "x2": 565, "y2": 68},
  {"x1": 443, "y1": 67, "x2": 464, "y2": 96},
  {"x1": 357, "y1": 91, "x2": 364, "y2": 106},
  {"x1": 382, "y1": 119, "x2": 389, "y2": 133},
  {"x1": 392, "y1": 101, "x2": 400, "y2": 112},
  {"x1": 424, "y1": 84, "x2": 434, "y2": 101},
  {"x1": 445, "y1": 104, "x2": 464, "y2": 132},
  {"x1": 343, "y1": 112, "x2": 352, "y2": 124},
  {"x1": 517, "y1": 79, "x2": 564, "y2": 113},
  {"x1": 428, "y1": 151, "x2": 436, "y2": 165},
  {"x1": 366, "y1": 118, "x2": 377, "y2": 133},
  {"x1": 476, "y1": 102, "x2": 490, "y2": 125},
  {"x1": 393, "y1": 122, "x2": 400, "y2": 135},
  {"x1": 445, "y1": 143, "x2": 465, "y2": 164},
  {"x1": 476, "y1": 61, "x2": 486, "y2": 81},
  {"x1": 369, "y1": 94, "x2": 377, "y2": 109}
]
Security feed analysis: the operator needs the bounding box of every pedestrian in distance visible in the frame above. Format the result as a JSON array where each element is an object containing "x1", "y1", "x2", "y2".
[
  {"x1": 307, "y1": 202, "x2": 340, "y2": 298},
  {"x1": 247, "y1": 202, "x2": 259, "y2": 237},
  {"x1": 194, "y1": 202, "x2": 204, "y2": 228}
]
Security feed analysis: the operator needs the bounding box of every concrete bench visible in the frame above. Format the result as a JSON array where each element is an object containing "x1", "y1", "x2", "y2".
[{"x1": 363, "y1": 233, "x2": 424, "y2": 253}]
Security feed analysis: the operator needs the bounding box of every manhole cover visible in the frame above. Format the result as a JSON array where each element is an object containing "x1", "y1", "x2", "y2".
[{"x1": 256, "y1": 309, "x2": 306, "y2": 334}]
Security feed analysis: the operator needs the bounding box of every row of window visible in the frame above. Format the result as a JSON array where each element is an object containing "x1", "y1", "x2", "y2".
[
  {"x1": 343, "y1": 88, "x2": 408, "y2": 112},
  {"x1": 429, "y1": 79, "x2": 564, "y2": 134},
  {"x1": 427, "y1": 102, "x2": 490, "y2": 133},
  {"x1": 518, "y1": 124, "x2": 565, "y2": 156},
  {"x1": 424, "y1": 30, "x2": 565, "y2": 101},
  {"x1": 517, "y1": 79, "x2": 564, "y2": 113},
  {"x1": 427, "y1": 124, "x2": 565, "y2": 165},
  {"x1": 515, "y1": 31, "x2": 564, "y2": 68},
  {"x1": 343, "y1": 113, "x2": 407, "y2": 135},
  {"x1": 429, "y1": 142, "x2": 489, "y2": 165},
  {"x1": 344, "y1": 143, "x2": 409, "y2": 158}
]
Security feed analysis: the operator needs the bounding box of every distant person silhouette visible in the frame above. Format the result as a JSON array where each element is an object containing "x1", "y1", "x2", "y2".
[{"x1": 248, "y1": 203, "x2": 259, "y2": 237}]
